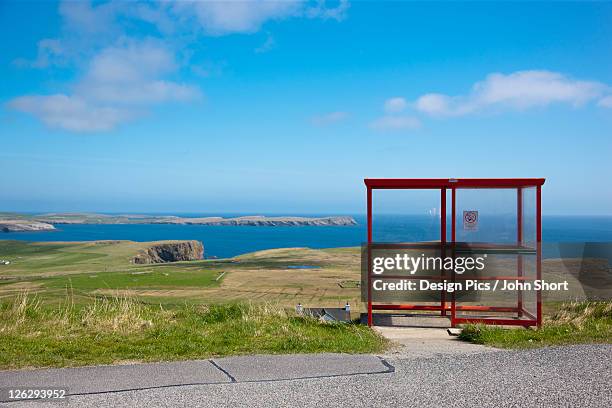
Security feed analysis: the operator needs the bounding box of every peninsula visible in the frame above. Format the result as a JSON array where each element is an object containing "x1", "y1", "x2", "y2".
[{"x1": 0, "y1": 213, "x2": 357, "y2": 232}]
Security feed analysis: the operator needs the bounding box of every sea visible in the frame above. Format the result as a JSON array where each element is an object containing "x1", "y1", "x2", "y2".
[{"x1": 3, "y1": 214, "x2": 612, "y2": 260}]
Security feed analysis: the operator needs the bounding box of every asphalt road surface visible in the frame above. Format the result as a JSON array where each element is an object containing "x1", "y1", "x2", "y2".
[{"x1": 1, "y1": 344, "x2": 610, "y2": 407}]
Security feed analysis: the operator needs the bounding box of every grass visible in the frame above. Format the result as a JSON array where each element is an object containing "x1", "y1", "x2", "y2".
[
  {"x1": 459, "y1": 301, "x2": 612, "y2": 348},
  {"x1": 0, "y1": 240, "x2": 137, "y2": 276},
  {"x1": 0, "y1": 292, "x2": 388, "y2": 369},
  {"x1": 0, "y1": 241, "x2": 365, "y2": 309},
  {"x1": 42, "y1": 268, "x2": 222, "y2": 290}
]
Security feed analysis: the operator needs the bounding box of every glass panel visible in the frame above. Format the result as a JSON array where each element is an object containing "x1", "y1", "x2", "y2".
[
  {"x1": 372, "y1": 189, "x2": 442, "y2": 243},
  {"x1": 521, "y1": 186, "x2": 537, "y2": 246},
  {"x1": 454, "y1": 188, "x2": 518, "y2": 244}
]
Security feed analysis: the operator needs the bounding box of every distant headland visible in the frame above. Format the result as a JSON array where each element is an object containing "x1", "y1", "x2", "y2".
[{"x1": 0, "y1": 213, "x2": 357, "y2": 232}]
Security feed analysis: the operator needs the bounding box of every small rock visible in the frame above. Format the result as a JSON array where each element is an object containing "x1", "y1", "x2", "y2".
[{"x1": 447, "y1": 328, "x2": 462, "y2": 336}]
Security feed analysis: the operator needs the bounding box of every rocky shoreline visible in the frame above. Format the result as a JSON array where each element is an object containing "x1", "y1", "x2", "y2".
[{"x1": 0, "y1": 221, "x2": 56, "y2": 233}]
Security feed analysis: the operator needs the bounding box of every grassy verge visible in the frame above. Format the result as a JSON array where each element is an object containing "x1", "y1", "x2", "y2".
[
  {"x1": 0, "y1": 293, "x2": 387, "y2": 370},
  {"x1": 459, "y1": 301, "x2": 612, "y2": 348}
]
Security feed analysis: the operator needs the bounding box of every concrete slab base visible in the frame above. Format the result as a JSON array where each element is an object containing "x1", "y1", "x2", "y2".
[
  {"x1": 361, "y1": 313, "x2": 452, "y2": 328},
  {"x1": 374, "y1": 326, "x2": 498, "y2": 358}
]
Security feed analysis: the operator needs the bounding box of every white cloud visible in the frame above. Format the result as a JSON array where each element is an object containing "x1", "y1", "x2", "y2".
[
  {"x1": 306, "y1": 0, "x2": 350, "y2": 21},
  {"x1": 414, "y1": 93, "x2": 454, "y2": 116},
  {"x1": 8, "y1": 94, "x2": 135, "y2": 132},
  {"x1": 170, "y1": 0, "x2": 349, "y2": 36},
  {"x1": 372, "y1": 97, "x2": 419, "y2": 131},
  {"x1": 384, "y1": 97, "x2": 408, "y2": 113},
  {"x1": 9, "y1": 40, "x2": 201, "y2": 132},
  {"x1": 414, "y1": 70, "x2": 608, "y2": 117},
  {"x1": 29, "y1": 39, "x2": 65, "y2": 68},
  {"x1": 81, "y1": 80, "x2": 200, "y2": 105},
  {"x1": 369, "y1": 115, "x2": 420, "y2": 131},
  {"x1": 87, "y1": 41, "x2": 177, "y2": 83},
  {"x1": 171, "y1": 0, "x2": 302, "y2": 36},
  {"x1": 77, "y1": 40, "x2": 200, "y2": 104},
  {"x1": 598, "y1": 95, "x2": 612, "y2": 108},
  {"x1": 312, "y1": 111, "x2": 349, "y2": 126},
  {"x1": 132, "y1": 2, "x2": 176, "y2": 34},
  {"x1": 59, "y1": 0, "x2": 125, "y2": 36}
]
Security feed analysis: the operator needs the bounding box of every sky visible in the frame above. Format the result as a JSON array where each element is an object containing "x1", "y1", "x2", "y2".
[{"x1": 1, "y1": 0, "x2": 612, "y2": 215}]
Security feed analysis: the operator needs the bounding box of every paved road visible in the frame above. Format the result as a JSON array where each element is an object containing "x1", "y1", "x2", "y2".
[{"x1": 1, "y1": 344, "x2": 611, "y2": 407}]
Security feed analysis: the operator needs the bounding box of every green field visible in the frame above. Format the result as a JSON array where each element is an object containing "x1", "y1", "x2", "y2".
[
  {"x1": 0, "y1": 240, "x2": 364, "y2": 308},
  {"x1": 42, "y1": 268, "x2": 221, "y2": 290},
  {"x1": 0, "y1": 240, "x2": 145, "y2": 275}
]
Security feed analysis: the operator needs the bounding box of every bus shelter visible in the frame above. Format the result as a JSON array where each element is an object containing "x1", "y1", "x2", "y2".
[{"x1": 364, "y1": 178, "x2": 545, "y2": 328}]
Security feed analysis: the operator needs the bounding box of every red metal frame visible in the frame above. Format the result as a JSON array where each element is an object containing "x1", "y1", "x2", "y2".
[
  {"x1": 517, "y1": 188, "x2": 523, "y2": 318},
  {"x1": 365, "y1": 178, "x2": 545, "y2": 189},
  {"x1": 365, "y1": 178, "x2": 545, "y2": 328}
]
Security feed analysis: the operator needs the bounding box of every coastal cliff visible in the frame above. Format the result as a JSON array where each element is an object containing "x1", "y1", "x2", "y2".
[
  {"x1": 0, "y1": 221, "x2": 56, "y2": 233},
  {"x1": 132, "y1": 241, "x2": 204, "y2": 264}
]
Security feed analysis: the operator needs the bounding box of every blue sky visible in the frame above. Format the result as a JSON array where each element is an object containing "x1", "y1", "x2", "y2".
[{"x1": 1, "y1": 1, "x2": 612, "y2": 215}]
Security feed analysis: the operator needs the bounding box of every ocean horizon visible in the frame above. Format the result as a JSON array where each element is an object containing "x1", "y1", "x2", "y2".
[{"x1": 2, "y1": 214, "x2": 612, "y2": 259}]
